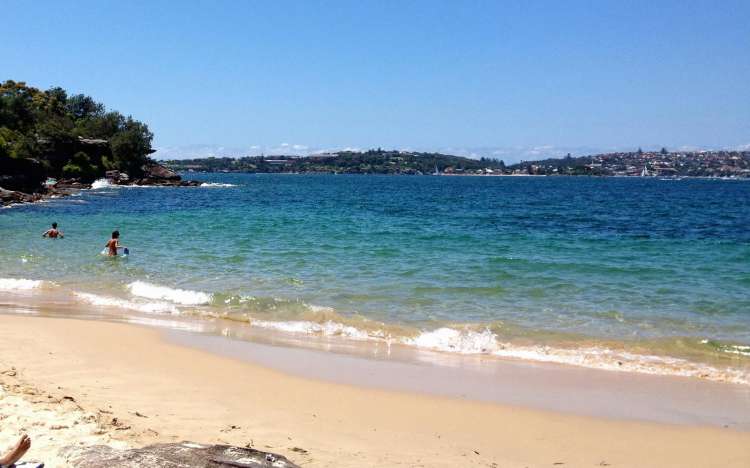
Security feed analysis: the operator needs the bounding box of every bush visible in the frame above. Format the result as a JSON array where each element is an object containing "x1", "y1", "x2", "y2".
[{"x1": 62, "y1": 151, "x2": 99, "y2": 181}]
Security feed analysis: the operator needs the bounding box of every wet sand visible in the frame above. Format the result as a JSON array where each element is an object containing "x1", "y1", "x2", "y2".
[{"x1": 1, "y1": 314, "x2": 749, "y2": 467}]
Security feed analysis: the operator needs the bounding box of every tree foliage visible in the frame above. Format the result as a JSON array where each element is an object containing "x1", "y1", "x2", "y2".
[{"x1": 0, "y1": 80, "x2": 154, "y2": 178}]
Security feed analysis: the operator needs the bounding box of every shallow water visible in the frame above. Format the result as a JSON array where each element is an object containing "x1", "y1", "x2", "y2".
[{"x1": 1, "y1": 174, "x2": 749, "y2": 383}]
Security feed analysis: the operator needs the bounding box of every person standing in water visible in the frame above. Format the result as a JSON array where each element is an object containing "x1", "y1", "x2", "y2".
[
  {"x1": 42, "y1": 222, "x2": 63, "y2": 238},
  {"x1": 105, "y1": 230, "x2": 127, "y2": 256}
]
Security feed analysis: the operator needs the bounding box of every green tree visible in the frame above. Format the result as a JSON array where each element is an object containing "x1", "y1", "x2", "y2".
[
  {"x1": 62, "y1": 151, "x2": 99, "y2": 181},
  {"x1": 109, "y1": 117, "x2": 154, "y2": 174}
]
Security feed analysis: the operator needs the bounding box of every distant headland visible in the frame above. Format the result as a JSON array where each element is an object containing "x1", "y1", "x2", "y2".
[{"x1": 164, "y1": 148, "x2": 750, "y2": 178}]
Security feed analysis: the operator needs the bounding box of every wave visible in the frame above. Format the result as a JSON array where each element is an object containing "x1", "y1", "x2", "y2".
[
  {"x1": 90, "y1": 178, "x2": 114, "y2": 189},
  {"x1": 404, "y1": 327, "x2": 498, "y2": 353},
  {"x1": 250, "y1": 319, "x2": 383, "y2": 341},
  {"x1": 0, "y1": 278, "x2": 47, "y2": 291},
  {"x1": 127, "y1": 281, "x2": 212, "y2": 305},
  {"x1": 74, "y1": 292, "x2": 180, "y2": 315},
  {"x1": 2, "y1": 276, "x2": 747, "y2": 385},
  {"x1": 237, "y1": 319, "x2": 750, "y2": 385},
  {"x1": 200, "y1": 182, "x2": 237, "y2": 188}
]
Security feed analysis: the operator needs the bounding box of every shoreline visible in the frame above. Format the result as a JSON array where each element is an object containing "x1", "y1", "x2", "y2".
[
  {"x1": 2, "y1": 314, "x2": 750, "y2": 467},
  {"x1": 3, "y1": 301, "x2": 748, "y2": 429},
  {"x1": 1, "y1": 282, "x2": 748, "y2": 388}
]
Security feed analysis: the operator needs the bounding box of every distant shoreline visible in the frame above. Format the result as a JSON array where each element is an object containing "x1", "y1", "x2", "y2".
[
  {"x1": 170, "y1": 169, "x2": 750, "y2": 180},
  {"x1": 163, "y1": 148, "x2": 750, "y2": 178}
]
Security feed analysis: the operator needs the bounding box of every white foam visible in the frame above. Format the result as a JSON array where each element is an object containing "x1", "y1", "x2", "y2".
[
  {"x1": 0, "y1": 278, "x2": 45, "y2": 291},
  {"x1": 74, "y1": 292, "x2": 180, "y2": 315},
  {"x1": 405, "y1": 327, "x2": 499, "y2": 354},
  {"x1": 251, "y1": 319, "x2": 378, "y2": 341},
  {"x1": 491, "y1": 345, "x2": 750, "y2": 385},
  {"x1": 127, "y1": 281, "x2": 212, "y2": 305},
  {"x1": 403, "y1": 327, "x2": 749, "y2": 385},
  {"x1": 200, "y1": 182, "x2": 237, "y2": 187},
  {"x1": 90, "y1": 178, "x2": 114, "y2": 189}
]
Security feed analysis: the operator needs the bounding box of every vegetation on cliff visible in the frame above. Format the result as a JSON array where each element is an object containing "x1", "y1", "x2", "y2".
[{"x1": 0, "y1": 80, "x2": 155, "y2": 191}]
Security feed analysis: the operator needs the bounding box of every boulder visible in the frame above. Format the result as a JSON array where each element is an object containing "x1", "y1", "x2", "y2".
[
  {"x1": 0, "y1": 186, "x2": 38, "y2": 205},
  {"x1": 142, "y1": 163, "x2": 181, "y2": 181},
  {"x1": 133, "y1": 177, "x2": 181, "y2": 186},
  {"x1": 60, "y1": 442, "x2": 300, "y2": 468},
  {"x1": 54, "y1": 179, "x2": 90, "y2": 189}
]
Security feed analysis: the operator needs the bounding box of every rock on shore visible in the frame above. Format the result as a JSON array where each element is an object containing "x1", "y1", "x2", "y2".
[
  {"x1": 124, "y1": 163, "x2": 201, "y2": 186},
  {"x1": 61, "y1": 442, "x2": 300, "y2": 468},
  {"x1": 0, "y1": 162, "x2": 201, "y2": 206},
  {"x1": 0, "y1": 187, "x2": 42, "y2": 205}
]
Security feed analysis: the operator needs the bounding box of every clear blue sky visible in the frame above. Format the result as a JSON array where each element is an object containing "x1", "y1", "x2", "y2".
[{"x1": 3, "y1": 0, "x2": 749, "y2": 159}]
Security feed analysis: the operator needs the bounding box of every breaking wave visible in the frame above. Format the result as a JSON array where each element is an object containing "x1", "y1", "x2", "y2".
[
  {"x1": 0, "y1": 278, "x2": 47, "y2": 291},
  {"x1": 90, "y1": 178, "x2": 114, "y2": 189},
  {"x1": 126, "y1": 281, "x2": 213, "y2": 305},
  {"x1": 2, "y1": 277, "x2": 748, "y2": 385},
  {"x1": 74, "y1": 292, "x2": 180, "y2": 315},
  {"x1": 200, "y1": 182, "x2": 237, "y2": 188}
]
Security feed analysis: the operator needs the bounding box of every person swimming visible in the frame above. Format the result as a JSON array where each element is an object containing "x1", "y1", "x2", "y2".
[
  {"x1": 41, "y1": 222, "x2": 63, "y2": 239},
  {"x1": 105, "y1": 230, "x2": 127, "y2": 256}
]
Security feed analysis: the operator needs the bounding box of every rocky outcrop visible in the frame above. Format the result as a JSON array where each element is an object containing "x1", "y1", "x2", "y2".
[
  {"x1": 54, "y1": 179, "x2": 90, "y2": 190},
  {"x1": 132, "y1": 163, "x2": 201, "y2": 186},
  {"x1": 0, "y1": 157, "x2": 46, "y2": 193},
  {"x1": 60, "y1": 442, "x2": 300, "y2": 468},
  {"x1": 0, "y1": 186, "x2": 41, "y2": 206}
]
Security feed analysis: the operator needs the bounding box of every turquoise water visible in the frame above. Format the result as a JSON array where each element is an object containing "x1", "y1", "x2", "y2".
[{"x1": 1, "y1": 175, "x2": 749, "y2": 382}]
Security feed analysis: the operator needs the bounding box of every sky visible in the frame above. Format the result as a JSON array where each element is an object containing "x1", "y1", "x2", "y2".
[{"x1": 2, "y1": 0, "x2": 749, "y2": 162}]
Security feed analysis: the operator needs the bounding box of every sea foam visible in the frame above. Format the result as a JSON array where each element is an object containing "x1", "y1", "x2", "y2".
[
  {"x1": 402, "y1": 327, "x2": 750, "y2": 385},
  {"x1": 250, "y1": 319, "x2": 377, "y2": 341},
  {"x1": 90, "y1": 178, "x2": 113, "y2": 189},
  {"x1": 0, "y1": 278, "x2": 45, "y2": 291},
  {"x1": 127, "y1": 281, "x2": 213, "y2": 305},
  {"x1": 200, "y1": 182, "x2": 237, "y2": 188},
  {"x1": 243, "y1": 318, "x2": 750, "y2": 385},
  {"x1": 74, "y1": 292, "x2": 180, "y2": 315},
  {"x1": 404, "y1": 327, "x2": 500, "y2": 354}
]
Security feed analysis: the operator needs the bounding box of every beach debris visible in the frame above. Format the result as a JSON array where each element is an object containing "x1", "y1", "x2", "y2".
[
  {"x1": 220, "y1": 424, "x2": 241, "y2": 432},
  {"x1": 134, "y1": 411, "x2": 148, "y2": 418},
  {"x1": 289, "y1": 447, "x2": 308, "y2": 455},
  {"x1": 60, "y1": 441, "x2": 301, "y2": 467},
  {"x1": 2, "y1": 367, "x2": 18, "y2": 376}
]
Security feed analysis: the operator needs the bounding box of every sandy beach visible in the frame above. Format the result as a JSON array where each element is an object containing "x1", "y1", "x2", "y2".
[{"x1": 0, "y1": 315, "x2": 747, "y2": 467}]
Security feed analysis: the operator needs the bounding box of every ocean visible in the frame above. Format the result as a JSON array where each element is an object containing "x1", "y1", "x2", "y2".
[{"x1": 1, "y1": 174, "x2": 749, "y2": 384}]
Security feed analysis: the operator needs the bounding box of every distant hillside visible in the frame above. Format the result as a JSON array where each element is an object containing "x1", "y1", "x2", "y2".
[
  {"x1": 163, "y1": 148, "x2": 750, "y2": 178},
  {"x1": 163, "y1": 149, "x2": 506, "y2": 175},
  {"x1": 507, "y1": 149, "x2": 750, "y2": 177}
]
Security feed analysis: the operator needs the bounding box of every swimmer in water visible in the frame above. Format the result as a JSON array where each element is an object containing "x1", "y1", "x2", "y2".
[
  {"x1": 105, "y1": 230, "x2": 126, "y2": 256},
  {"x1": 42, "y1": 222, "x2": 63, "y2": 238}
]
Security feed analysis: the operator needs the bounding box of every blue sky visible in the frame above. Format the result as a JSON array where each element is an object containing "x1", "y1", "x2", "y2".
[{"x1": 3, "y1": 0, "x2": 749, "y2": 161}]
